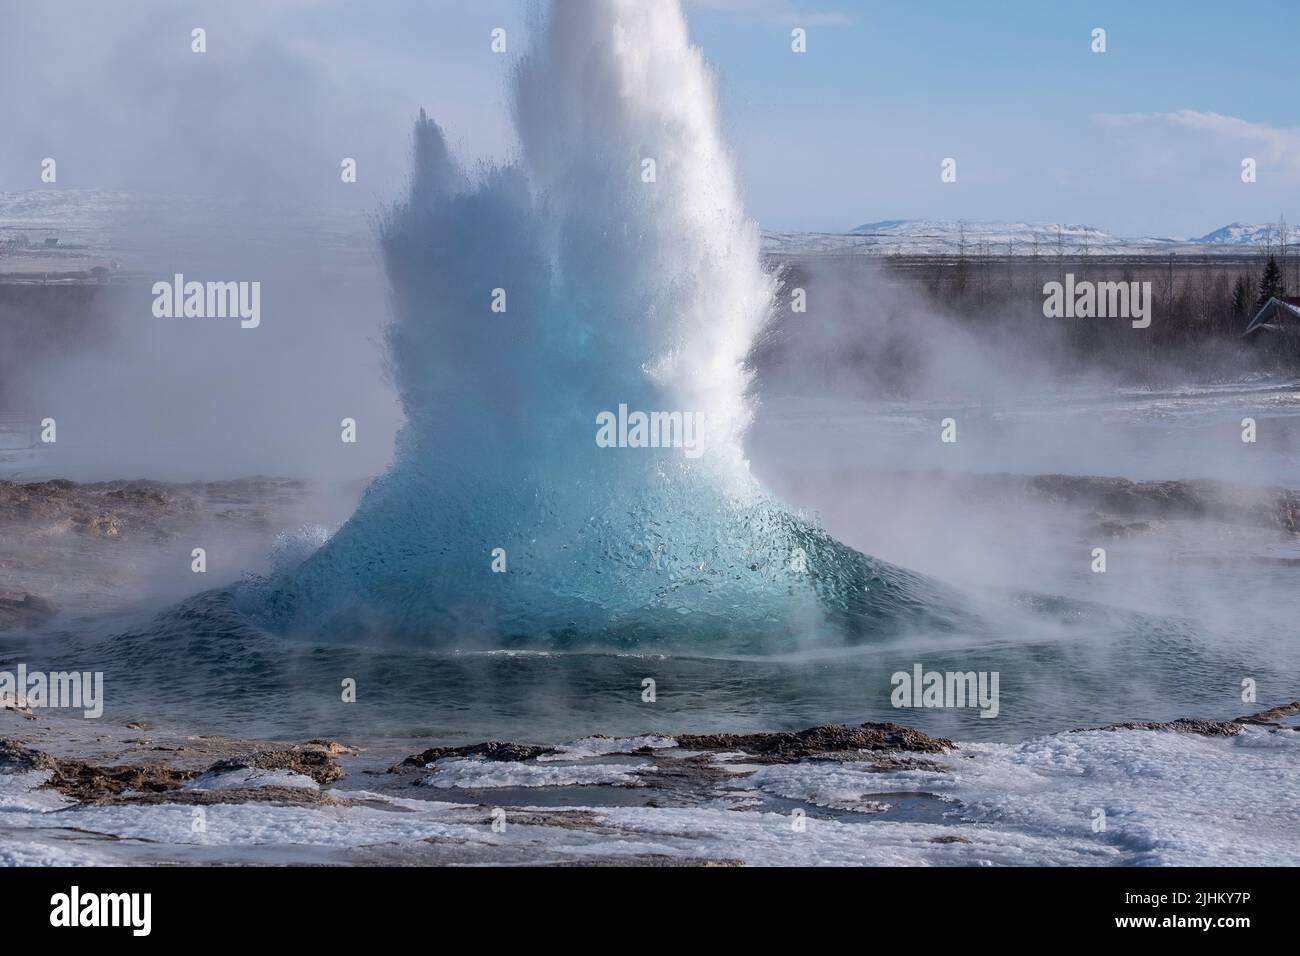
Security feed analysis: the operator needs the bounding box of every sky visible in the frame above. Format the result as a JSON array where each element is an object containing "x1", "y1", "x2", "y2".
[{"x1": 1, "y1": 0, "x2": 1297, "y2": 237}]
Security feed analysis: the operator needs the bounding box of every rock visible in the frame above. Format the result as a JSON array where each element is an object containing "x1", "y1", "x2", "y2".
[
  {"x1": 0, "y1": 736, "x2": 197, "y2": 801},
  {"x1": 391, "y1": 722, "x2": 954, "y2": 774},
  {"x1": 1093, "y1": 717, "x2": 1244, "y2": 737},
  {"x1": 870, "y1": 471, "x2": 1300, "y2": 535},
  {"x1": 395, "y1": 740, "x2": 556, "y2": 770},
  {"x1": 304, "y1": 738, "x2": 357, "y2": 755},
  {"x1": 674, "y1": 722, "x2": 956, "y2": 761},
  {"x1": 0, "y1": 477, "x2": 300, "y2": 544},
  {"x1": 1090, "y1": 518, "x2": 1152, "y2": 539},
  {"x1": 1081, "y1": 700, "x2": 1300, "y2": 737},
  {"x1": 204, "y1": 742, "x2": 347, "y2": 785},
  {"x1": 487, "y1": 809, "x2": 604, "y2": 831},
  {"x1": 1238, "y1": 700, "x2": 1300, "y2": 725},
  {"x1": 0, "y1": 736, "x2": 348, "y2": 803},
  {"x1": 0, "y1": 736, "x2": 54, "y2": 771}
]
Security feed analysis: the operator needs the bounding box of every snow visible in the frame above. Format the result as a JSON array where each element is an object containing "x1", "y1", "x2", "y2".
[
  {"x1": 421, "y1": 757, "x2": 655, "y2": 789},
  {"x1": 1, "y1": 724, "x2": 1295, "y2": 865},
  {"x1": 538, "y1": 734, "x2": 677, "y2": 761},
  {"x1": 187, "y1": 767, "x2": 321, "y2": 792},
  {"x1": 763, "y1": 218, "x2": 1297, "y2": 258},
  {"x1": 745, "y1": 725, "x2": 1300, "y2": 865},
  {"x1": 0, "y1": 770, "x2": 72, "y2": 812},
  {"x1": 4, "y1": 192, "x2": 1289, "y2": 265},
  {"x1": 1195, "y1": 221, "x2": 1300, "y2": 245}
]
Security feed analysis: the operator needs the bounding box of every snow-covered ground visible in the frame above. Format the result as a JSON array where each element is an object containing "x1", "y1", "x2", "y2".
[{"x1": 2, "y1": 710, "x2": 1296, "y2": 866}]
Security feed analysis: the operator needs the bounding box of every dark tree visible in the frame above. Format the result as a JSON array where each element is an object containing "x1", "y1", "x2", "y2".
[
  {"x1": 1257, "y1": 255, "x2": 1283, "y2": 309},
  {"x1": 1231, "y1": 274, "x2": 1252, "y2": 316}
]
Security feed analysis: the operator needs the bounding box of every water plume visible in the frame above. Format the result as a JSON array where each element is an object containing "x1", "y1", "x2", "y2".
[{"x1": 243, "y1": 0, "x2": 980, "y2": 649}]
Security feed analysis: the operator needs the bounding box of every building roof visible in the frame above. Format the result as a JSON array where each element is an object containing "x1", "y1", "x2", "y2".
[{"x1": 1244, "y1": 297, "x2": 1300, "y2": 336}]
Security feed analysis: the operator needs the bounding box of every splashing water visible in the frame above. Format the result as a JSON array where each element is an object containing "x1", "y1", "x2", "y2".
[{"x1": 241, "y1": 0, "x2": 983, "y2": 649}]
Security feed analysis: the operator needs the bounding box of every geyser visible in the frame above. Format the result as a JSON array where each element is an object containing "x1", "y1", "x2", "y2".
[{"x1": 241, "y1": 0, "x2": 983, "y2": 650}]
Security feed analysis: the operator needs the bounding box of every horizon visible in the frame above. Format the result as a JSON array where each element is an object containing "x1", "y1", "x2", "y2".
[
  {"x1": 2, "y1": 1, "x2": 1296, "y2": 237},
  {"x1": 2, "y1": 185, "x2": 1297, "y2": 245}
]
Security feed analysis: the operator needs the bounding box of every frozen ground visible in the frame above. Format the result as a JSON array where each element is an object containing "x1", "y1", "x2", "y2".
[
  {"x1": 2, "y1": 392, "x2": 1298, "y2": 865},
  {"x1": 1, "y1": 704, "x2": 1296, "y2": 866}
]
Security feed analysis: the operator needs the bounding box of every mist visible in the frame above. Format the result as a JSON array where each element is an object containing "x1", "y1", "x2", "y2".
[{"x1": 0, "y1": 0, "x2": 530, "y2": 482}]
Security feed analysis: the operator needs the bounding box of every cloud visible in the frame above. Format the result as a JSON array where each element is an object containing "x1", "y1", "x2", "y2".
[{"x1": 1095, "y1": 110, "x2": 1300, "y2": 176}]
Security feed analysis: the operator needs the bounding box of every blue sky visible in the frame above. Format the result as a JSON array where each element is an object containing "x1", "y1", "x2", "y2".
[
  {"x1": 3, "y1": 0, "x2": 1296, "y2": 236},
  {"x1": 685, "y1": 0, "x2": 1300, "y2": 234}
]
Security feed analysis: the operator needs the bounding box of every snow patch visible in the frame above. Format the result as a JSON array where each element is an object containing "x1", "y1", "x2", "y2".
[{"x1": 422, "y1": 757, "x2": 653, "y2": 789}]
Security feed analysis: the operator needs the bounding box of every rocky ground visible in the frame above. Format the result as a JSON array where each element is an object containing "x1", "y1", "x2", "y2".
[
  {"x1": 5, "y1": 471, "x2": 1297, "y2": 630},
  {"x1": 3, "y1": 473, "x2": 1298, "y2": 865},
  {"x1": 0, "y1": 477, "x2": 336, "y2": 628},
  {"x1": 0, "y1": 477, "x2": 307, "y2": 539},
  {"x1": 1, "y1": 700, "x2": 1296, "y2": 866},
  {"x1": 854, "y1": 469, "x2": 1300, "y2": 539}
]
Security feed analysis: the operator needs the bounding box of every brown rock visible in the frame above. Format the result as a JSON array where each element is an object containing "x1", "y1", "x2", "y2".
[
  {"x1": 674, "y1": 722, "x2": 956, "y2": 761},
  {"x1": 395, "y1": 740, "x2": 556, "y2": 770}
]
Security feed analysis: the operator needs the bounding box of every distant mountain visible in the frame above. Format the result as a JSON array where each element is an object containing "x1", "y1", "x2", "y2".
[
  {"x1": 851, "y1": 219, "x2": 1114, "y2": 244},
  {"x1": 6, "y1": 193, "x2": 1296, "y2": 261},
  {"x1": 763, "y1": 219, "x2": 1298, "y2": 257},
  {"x1": 1192, "y1": 222, "x2": 1300, "y2": 245}
]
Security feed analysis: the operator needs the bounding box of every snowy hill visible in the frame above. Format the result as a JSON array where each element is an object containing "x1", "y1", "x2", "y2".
[
  {"x1": 764, "y1": 219, "x2": 1296, "y2": 257},
  {"x1": 3, "y1": 192, "x2": 1294, "y2": 261},
  {"x1": 0, "y1": 189, "x2": 370, "y2": 274},
  {"x1": 0, "y1": 189, "x2": 130, "y2": 255},
  {"x1": 1192, "y1": 221, "x2": 1300, "y2": 245}
]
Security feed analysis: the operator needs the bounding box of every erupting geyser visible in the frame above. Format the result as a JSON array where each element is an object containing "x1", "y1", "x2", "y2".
[{"x1": 243, "y1": 0, "x2": 978, "y2": 649}]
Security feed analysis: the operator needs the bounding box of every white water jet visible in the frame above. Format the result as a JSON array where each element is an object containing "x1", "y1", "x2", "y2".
[{"x1": 244, "y1": 0, "x2": 976, "y2": 648}]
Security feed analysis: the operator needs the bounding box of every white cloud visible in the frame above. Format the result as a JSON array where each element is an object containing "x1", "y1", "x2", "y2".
[{"x1": 1095, "y1": 110, "x2": 1300, "y2": 175}]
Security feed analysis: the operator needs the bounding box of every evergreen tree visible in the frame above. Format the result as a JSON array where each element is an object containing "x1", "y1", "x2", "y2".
[
  {"x1": 1231, "y1": 274, "x2": 1251, "y2": 316},
  {"x1": 1256, "y1": 255, "x2": 1283, "y2": 310}
]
